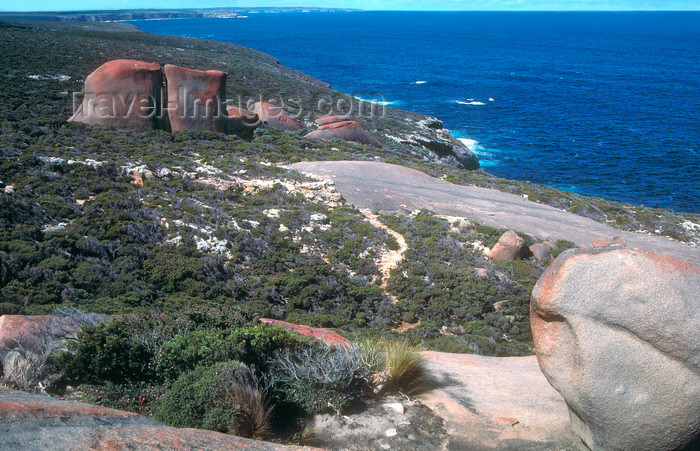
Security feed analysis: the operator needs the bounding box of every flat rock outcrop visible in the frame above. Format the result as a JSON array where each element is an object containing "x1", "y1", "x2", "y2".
[
  {"x1": 591, "y1": 235, "x2": 626, "y2": 248},
  {"x1": 260, "y1": 318, "x2": 348, "y2": 347},
  {"x1": 305, "y1": 117, "x2": 380, "y2": 147},
  {"x1": 163, "y1": 64, "x2": 227, "y2": 132},
  {"x1": 419, "y1": 352, "x2": 582, "y2": 450},
  {"x1": 0, "y1": 388, "x2": 318, "y2": 450},
  {"x1": 251, "y1": 102, "x2": 302, "y2": 131},
  {"x1": 531, "y1": 247, "x2": 700, "y2": 451},
  {"x1": 68, "y1": 59, "x2": 164, "y2": 130},
  {"x1": 489, "y1": 230, "x2": 532, "y2": 260}
]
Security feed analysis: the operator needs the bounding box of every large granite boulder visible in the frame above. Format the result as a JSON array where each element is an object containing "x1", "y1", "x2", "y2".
[
  {"x1": 305, "y1": 118, "x2": 380, "y2": 147},
  {"x1": 163, "y1": 64, "x2": 227, "y2": 132},
  {"x1": 531, "y1": 247, "x2": 700, "y2": 451},
  {"x1": 489, "y1": 230, "x2": 532, "y2": 260},
  {"x1": 251, "y1": 102, "x2": 302, "y2": 131},
  {"x1": 68, "y1": 59, "x2": 163, "y2": 130}
]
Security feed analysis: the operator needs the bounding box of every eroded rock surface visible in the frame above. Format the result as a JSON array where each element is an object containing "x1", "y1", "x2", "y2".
[
  {"x1": 305, "y1": 117, "x2": 380, "y2": 147},
  {"x1": 489, "y1": 230, "x2": 532, "y2": 260},
  {"x1": 0, "y1": 388, "x2": 317, "y2": 450},
  {"x1": 163, "y1": 64, "x2": 227, "y2": 132},
  {"x1": 251, "y1": 102, "x2": 302, "y2": 131},
  {"x1": 531, "y1": 247, "x2": 700, "y2": 451},
  {"x1": 69, "y1": 59, "x2": 163, "y2": 130}
]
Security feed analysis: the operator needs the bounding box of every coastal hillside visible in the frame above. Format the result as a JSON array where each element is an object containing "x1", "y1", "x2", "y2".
[{"x1": 0, "y1": 19, "x2": 698, "y2": 448}]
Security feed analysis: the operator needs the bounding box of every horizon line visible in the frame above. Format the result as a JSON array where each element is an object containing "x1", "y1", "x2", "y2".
[{"x1": 2, "y1": 8, "x2": 700, "y2": 13}]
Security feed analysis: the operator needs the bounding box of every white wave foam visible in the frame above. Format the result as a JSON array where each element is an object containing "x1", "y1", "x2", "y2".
[
  {"x1": 458, "y1": 137, "x2": 499, "y2": 167},
  {"x1": 414, "y1": 80, "x2": 427, "y2": 84},
  {"x1": 353, "y1": 95, "x2": 402, "y2": 106},
  {"x1": 458, "y1": 138, "x2": 479, "y2": 150},
  {"x1": 452, "y1": 100, "x2": 486, "y2": 106},
  {"x1": 489, "y1": 98, "x2": 495, "y2": 102}
]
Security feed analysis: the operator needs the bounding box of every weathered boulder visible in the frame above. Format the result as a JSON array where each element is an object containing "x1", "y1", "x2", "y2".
[
  {"x1": 531, "y1": 247, "x2": 700, "y2": 451},
  {"x1": 259, "y1": 318, "x2": 348, "y2": 347},
  {"x1": 305, "y1": 119, "x2": 381, "y2": 147},
  {"x1": 0, "y1": 315, "x2": 80, "y2": 352},
  {"x1": 251, "y1": 102, "x2": 302, "y2": 131},
  {"x1": 0, "y1": 388, "x2": 318, "y2": 450},
  {"x1": 489, "y1": 230, "x2": 532, "y2": 260},
  {"x1": 163, "y1": 64, "x2": 227, "y2": 132},
  {"x1": 226, "y1": 106, "x2": 261, "y2": 139},
  {"x1": 592, "y1": 235, "x2": 626, "y2": 248},
  {"x1": 69, "y1": 59, "x2": 163, "y2": 130},
  {"x1": 314, "y1": 115, "x2": 351, "y2": 126},
  {"x1": 529, "y1": 243, "x2": 553, "y2": 262}
]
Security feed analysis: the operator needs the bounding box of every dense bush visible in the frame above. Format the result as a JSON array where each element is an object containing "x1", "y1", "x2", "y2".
[{"x1": 155, "y1": 361, "x2": 272, "y2": 438}]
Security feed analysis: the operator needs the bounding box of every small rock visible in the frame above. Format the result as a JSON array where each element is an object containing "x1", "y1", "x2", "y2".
[
  {"x1": 591, "y1": 236, "x2": 626, "y2": 248},
  {"x1": 3, "y1": 185, "x2": 15, "y2": 194},
  {"x1": 529, "y1": 243, "x2": 553, "y2": 262},
  {"x1": 380, "y1": 444, "x2": 391, "y2": 450},
  {"x1": 493, "y1": 301, "x2": 506, "y2": 312},
  {"x1": 385, "y1": 428, "x2": 398, "y2": 437},
  {"x1": 490, "y1": 230, "x2": 532, "y2": 260},
  {"x1": 370, "y1": 372, "x2": 390, "y2": 395},
  {"x1": 542, "y1": 240, "x2": 558, "y2": 250},
  {"x1": 474, "y1": 267, "x2": 489, "y2": 279},
  {"x1": 383, "y1": 402, "x2": 405, "y2": 415}
]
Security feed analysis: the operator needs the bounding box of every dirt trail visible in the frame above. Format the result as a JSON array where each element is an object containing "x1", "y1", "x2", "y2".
[
  {"x1": 287, "y1": 161, "x2": 699, "y2": 267},
  {"x1": 358, "y1": 208, "x2": 408, "y2": 291}
]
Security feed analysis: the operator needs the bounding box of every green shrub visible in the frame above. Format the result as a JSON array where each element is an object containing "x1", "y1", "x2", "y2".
[
  {"x1": 155, "y1": 361, "x2": 271, "y2": 438},
  {"x1": 57, "y1": 319, "x2": 155, "y2": 384}
]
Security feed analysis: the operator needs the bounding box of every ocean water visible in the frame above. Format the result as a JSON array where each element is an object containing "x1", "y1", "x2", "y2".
[{"x1": 128, "y1": 12, "x2": 700, "y2": 213}]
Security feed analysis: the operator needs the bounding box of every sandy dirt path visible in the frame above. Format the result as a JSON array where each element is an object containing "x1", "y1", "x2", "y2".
[{"x1": 288, "y1": 161, "x2": 699, "y2": 267}]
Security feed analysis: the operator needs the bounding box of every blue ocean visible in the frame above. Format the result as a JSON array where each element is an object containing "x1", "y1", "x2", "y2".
[{"x1": 128, "y1": 12, "x2": 700, "y2": 213}]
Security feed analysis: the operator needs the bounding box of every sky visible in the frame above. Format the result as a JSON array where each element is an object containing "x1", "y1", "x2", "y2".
[{"x1": 1, "y1": 0, "x2": 699, "y2": 12}]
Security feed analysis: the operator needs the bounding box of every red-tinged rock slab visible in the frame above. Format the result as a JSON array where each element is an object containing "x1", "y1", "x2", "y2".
[
  {"x1": 260, "y1": 318, "x2": 348, "y2": 347},
  {"x1": 226, "y1": 106, "x2": 261, "y2": 138},
  {"x1": 531, "y1": 247, "x2": 700, "y2": 451},
  {"x1": 69, "y1": 59, "x2": 163, "y2": 130},
  {"x1": 0, "y1": 315, "x2": 80, "y2": 351},
  {"x1": 314, "y1": 115, "x2": 351, "y2": 126},
  {"x1": 489, "y1": 230, "x2": 532, "y2": 260},
  {"x1": 305, "y1": 120, "x2": 380, "y2": 147},
  {"x1": 418, "y1": 352, "x2": 582, "y2": 450},
  {"x1": 591, "y1": 235, "x2": 626, "y2": 248},
  {"x1": 0, "y1": 388, "x2": 322, "y2": 450},
  {"x1": 251, "y1": 102, "x2": 302, "y2": 131},
  {"x1": 164, "y1": 64, "x2": 227, "y2": 132}
]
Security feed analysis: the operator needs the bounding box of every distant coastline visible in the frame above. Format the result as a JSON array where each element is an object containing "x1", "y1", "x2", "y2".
[{"x1": 0, "y1": 7, "x2": 360, "y2": 23}]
